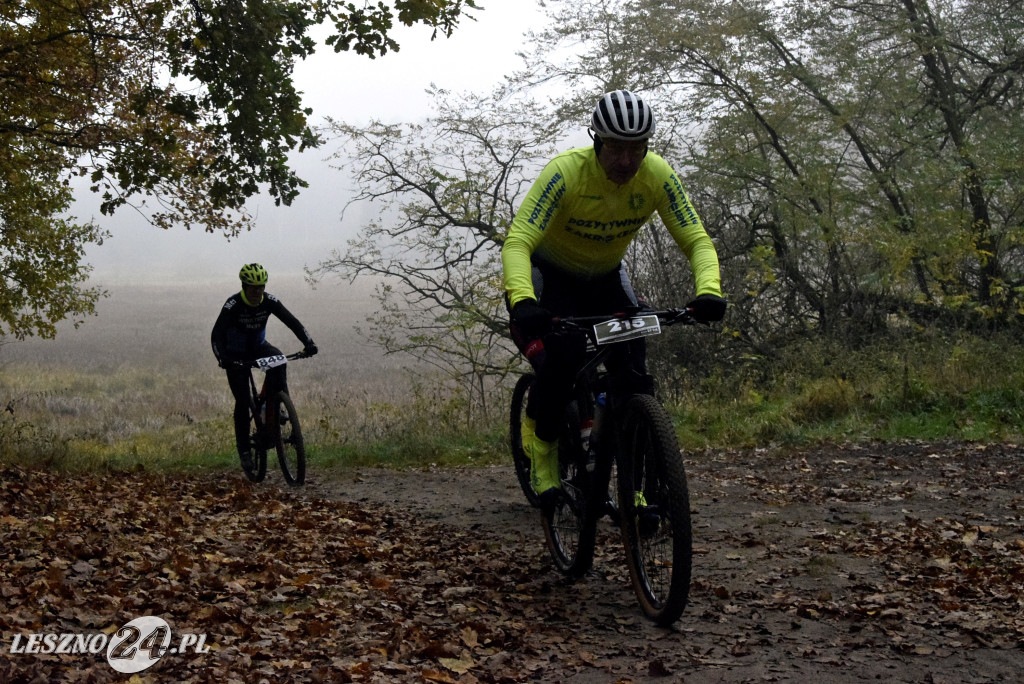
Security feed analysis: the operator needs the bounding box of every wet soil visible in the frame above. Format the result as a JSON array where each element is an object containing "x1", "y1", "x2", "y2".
[{"x1": 306, "y1": 440, "x2": 1024, "y2": 683}]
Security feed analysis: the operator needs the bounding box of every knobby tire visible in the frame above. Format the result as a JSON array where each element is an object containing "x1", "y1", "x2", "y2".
[
  {"x1": 271, "y1": 391, "x2": 305, "y2": 486},
  {"x1": 617, "y1": 394, "x2": 692, "y2": 626}
]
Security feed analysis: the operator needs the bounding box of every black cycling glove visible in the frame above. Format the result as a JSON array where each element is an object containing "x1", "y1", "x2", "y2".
[
  {"x1": 686, "y1": 294, "x2": 728, "y2": 323},
  {"x1": 510, "y1": 299, "x2": 552, "y2": 340},
  {"x1": 303, "y1": 343, "x2": 319, "y2": 357}
]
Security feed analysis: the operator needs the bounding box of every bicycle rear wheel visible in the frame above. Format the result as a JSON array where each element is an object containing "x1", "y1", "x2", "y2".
[
  {"x1": 509, "y1": 373, "x2": 541, "y2": 507},
  {"x1": 542, "y1": 400, "x2": 597, "y2": 578},
  {"x1": 270, "y1": 392, "x2": 305, "y2": 486},
  {"x1": 242, "y1": 402, "x2": 268, "y2": 483},
  {"x1": 617, "y1": 394, "x2": 692, "y2": 626}
]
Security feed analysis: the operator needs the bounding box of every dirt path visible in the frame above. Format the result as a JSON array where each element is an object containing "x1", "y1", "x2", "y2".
[
  {"x1": 4, "y1": 442, "x2": 1021, "y2": 682},
  {"x1": 306, "y1": 441, "x2": 1024, "y2": 683}
]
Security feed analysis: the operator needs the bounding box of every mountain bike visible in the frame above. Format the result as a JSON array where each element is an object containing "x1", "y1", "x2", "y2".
[
  {"x1": 509, "y1": 307, "x2": 696, "y2": 625},
  {"x1": 237, "y1": 351, "x2": 308, "y2": 486}
]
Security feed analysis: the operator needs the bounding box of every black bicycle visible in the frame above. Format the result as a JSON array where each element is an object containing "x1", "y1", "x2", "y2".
[
  {"x1": 509, "y1": 307, "x2": 696, "y2": 625},
  {"x1": 237, "y1": 351, "x2": 308, "y2": 486}
]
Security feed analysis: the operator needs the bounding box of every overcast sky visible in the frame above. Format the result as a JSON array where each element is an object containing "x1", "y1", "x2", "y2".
[{"x1": 81, "y1": 2, "x2": 545, "y2": 286}]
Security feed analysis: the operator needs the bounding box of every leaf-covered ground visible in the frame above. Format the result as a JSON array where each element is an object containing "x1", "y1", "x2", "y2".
[{"x1": 2, "y1": 441, "x2": 1023, "y2": 682}]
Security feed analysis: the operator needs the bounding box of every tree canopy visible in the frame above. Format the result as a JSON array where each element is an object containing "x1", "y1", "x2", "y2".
[
  {"x1": 309, "y1": 89, "x2": 558, "y2": 422},
  {"x1": 518, "y1": 0, "x2": 1024, "y2": 342},
  {"x1": 0, "y1": 0, "x2": 476, "y2": 339},
  {"x1": 320, "y1": 0, "x2": 1024, "y2": 411}
]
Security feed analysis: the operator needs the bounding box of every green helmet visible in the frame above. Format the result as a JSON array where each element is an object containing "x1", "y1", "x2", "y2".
[{"x1": 239, "y1": 263, "x2": 268, "y2": 286}]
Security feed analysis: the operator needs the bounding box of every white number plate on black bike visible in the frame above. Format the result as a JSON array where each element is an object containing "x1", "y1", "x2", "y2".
[
  {"x1": 255, "y1": 355, "x2": 288, "y2": 370},
  {"x1": 593, "y1": 315, "x2": 662, "y2": 345}
]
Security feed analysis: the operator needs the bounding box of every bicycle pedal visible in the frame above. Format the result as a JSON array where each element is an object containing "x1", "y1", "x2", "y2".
[{"x1": 636, "y1": 507, "x2": 661, "y2": 539}]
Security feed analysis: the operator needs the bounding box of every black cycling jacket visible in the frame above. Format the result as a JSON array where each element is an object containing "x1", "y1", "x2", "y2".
[{"x1": 210, "y1": 292, "x2": 314, "y2": 365}]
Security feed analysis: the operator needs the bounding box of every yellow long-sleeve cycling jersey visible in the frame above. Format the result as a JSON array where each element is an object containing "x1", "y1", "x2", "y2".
[{"x1": 502, "y1": 146, "x2": 723, "y2": 308}]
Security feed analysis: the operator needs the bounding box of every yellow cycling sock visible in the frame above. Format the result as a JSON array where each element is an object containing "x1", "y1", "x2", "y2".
[{"x1": 523, "y1": 417, "x2": 559, "y2": 493}]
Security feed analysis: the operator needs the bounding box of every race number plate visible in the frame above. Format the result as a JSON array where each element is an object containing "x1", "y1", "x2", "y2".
[
  {"x1": 593, "y1": 315, "x2": 661, "y2": 345},
  {"x1": 255, "y1": 354, "x2": 288, "y2": 370}
]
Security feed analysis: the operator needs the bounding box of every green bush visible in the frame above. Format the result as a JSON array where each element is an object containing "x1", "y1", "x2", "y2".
[{"x1": 668, "y1": 327, "x2": 1024, "y2": 449}]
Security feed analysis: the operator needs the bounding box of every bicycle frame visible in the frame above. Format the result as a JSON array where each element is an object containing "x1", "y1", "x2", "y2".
[
  {"x1": 244, "y1": 353, "x2": 288, "y2": 438},
  {"x1": 556, "y1": 308, "x2": 695, "y2": 506},
  {"x1": 244, "y1": 373, "x2": 273, "y2": 445}
]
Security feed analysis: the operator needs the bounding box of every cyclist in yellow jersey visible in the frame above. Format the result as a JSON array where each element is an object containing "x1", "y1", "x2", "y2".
[{"x1": 502, "y1": 90, "x2": 726, "y2": 505}]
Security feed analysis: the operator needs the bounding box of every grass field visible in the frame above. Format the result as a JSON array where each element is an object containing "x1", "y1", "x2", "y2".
[
  {"x1": 0, "y1": 276, "x2": 496, "y2": 473},
  {"x1": 5, "y1": 275, "x2": 1024, "y2": 475}
]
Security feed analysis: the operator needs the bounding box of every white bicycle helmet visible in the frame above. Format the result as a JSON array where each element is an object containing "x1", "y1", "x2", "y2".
[{"x1": 590, "y1": 90, "x2": 656, "y2": 141}]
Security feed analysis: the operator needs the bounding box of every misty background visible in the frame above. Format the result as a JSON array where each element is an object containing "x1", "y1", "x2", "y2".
[
  {"x1": 5, "y1": 3, "x2": 545, "y2": 372},
  {"x1": 81, "y1": 2, "x2": 543, "y2": 285}
]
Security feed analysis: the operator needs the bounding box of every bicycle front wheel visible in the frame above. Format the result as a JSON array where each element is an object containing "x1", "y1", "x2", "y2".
[
  {"x1": 270, "y1": 392, "x2": 305, "y2": 486},
  {"x1": 242, "y1": 404, "x2": 268, "y2": 483},
  {"x1": 617, "y1": 394, "x2": 692, "y2": 626},
  {"x1": 509, "y1": 373, "x2": 541, "y2": 507}
]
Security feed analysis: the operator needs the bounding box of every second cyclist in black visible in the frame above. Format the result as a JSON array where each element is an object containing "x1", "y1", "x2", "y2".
[{"x1": 211, "y1": 263, "x2": 318, "y2": 464}]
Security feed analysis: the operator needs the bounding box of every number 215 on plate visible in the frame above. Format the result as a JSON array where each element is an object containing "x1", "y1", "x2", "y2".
[{"x1": 593, "y1": 315, "x2": 662, "y2": 345}]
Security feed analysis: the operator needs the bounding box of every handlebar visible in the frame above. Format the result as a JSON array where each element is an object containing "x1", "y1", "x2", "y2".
[
  {"x1": 552, "y1": 307, "x2": 698, "y2": 328},
  {"x1": 228, "y1": 351, "x2": 314, "y2": 370}
]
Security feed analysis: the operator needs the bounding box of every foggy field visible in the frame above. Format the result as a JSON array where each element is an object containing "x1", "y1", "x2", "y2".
[
  {"x1": 0, "y1": 276, "x2": 445, "y2": 468},
  {"x1": 2, "y1": 276, "x2": 393, "y2": 377}
]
